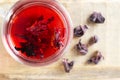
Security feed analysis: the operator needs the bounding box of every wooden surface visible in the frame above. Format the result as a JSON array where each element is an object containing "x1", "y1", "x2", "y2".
[{"x1": 0, "y1": 0, "x2": 120, "y2": 80}]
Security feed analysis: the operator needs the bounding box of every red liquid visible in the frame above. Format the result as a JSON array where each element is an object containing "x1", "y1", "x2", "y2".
[{"x1": 10, "y1": 5, "x2": 66, "y2": 61}]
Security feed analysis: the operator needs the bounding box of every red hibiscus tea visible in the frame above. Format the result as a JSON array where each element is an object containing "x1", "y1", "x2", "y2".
[
  {"x1": 2, "y1": 0, "x2": 73, "y2": 66},
  {"x1": 12, "y1": 5, "x2": 66, "y2": 60}
]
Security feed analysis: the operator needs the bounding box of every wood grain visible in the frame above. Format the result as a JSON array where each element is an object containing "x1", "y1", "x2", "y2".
[{"x1": 0, "y1": 0, "x2": 120, "y2": 80}]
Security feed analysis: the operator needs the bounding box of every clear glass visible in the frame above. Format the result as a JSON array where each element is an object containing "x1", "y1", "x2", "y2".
[{"x1": 1, "y1": 0, "x2": 73, "y2": 66}]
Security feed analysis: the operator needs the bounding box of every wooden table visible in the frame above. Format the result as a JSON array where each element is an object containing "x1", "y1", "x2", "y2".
[{"x1": 0, "y1": 0, "x2": 120, "y2": 80}]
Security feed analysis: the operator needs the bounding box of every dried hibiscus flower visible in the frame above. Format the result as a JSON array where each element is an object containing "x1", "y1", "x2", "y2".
[
  {"x1": 62, "y1": 58, "x2": 74, "y2": 73},
  {"x1": 15, "y1": 42, "x2": 35, "y2": 57},
  {"x1": 74, "y1": 25, "x2": 88, "y2": 37},
  {"x1": 76, "y1": 40, "x2": 88, "y2": 55},
  {"x1": 88, "y1": 51, "x2": 104, "y2": 64},
  {"x1": 89, "y1": 35, "x2": 98, "y2": 45},
  {"x1": 89, "y1": 12, "x2": 105, "y2": 23},
  {"x1": 37, "y1": 15, "x2": 44, "y2": 21},
  {"x1": 47, "y1": 16, "x2": 54, "y2": 24},
  {"x1": 53, "y1": 29, "x2": 64, "y2": 49}
]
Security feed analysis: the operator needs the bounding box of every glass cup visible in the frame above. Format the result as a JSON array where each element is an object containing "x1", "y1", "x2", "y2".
[{"x1": 1, "y1": 0, "x2": 73, "y2": 66}]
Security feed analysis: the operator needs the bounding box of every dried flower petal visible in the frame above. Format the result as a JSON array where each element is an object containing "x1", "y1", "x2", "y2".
[
  {"x1": 68, "y1": 61, "x2": 74, "y2": 69},
  {"x1": 37, "y1": 15, "x2": 44, "y2": 21},
  {"x1": 47, "y1": 16, "x2": 54, "y2": 24},
  {"x1": 54, "y1": 29, "x2": 64, "y2": 49},
  {"x1": 88, "y1": 51, "x2": 104, "y2": 64},
  {"x1": 74, "y1": 25, "x2": 88, "y2": 37},
  {"x1": 26, "y1": 22, "x2": 48, "y2": 37},
  {"x1": 62, "y1": 58, "x2": 74, "y2": 73},
  {"x1": 76, "y1": 40, "x2": 88, "y2": 55},
  {"x1": 89, "y1": 35, "x2": 99, "y2": 45},
  {"x1": 89, "y1": 12, "x2": 105, "y2": 23},
  {"x1": 15, "y1": 43, "x2": 36, "y2": 57}
]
